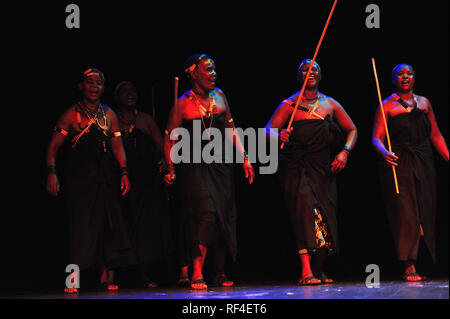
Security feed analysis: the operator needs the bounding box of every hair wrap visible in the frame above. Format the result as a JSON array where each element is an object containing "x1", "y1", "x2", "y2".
[
  {"x1": 82, "y1": 68, "x2": 105, "y2": 82},
  {"x1": 184, "y1": 54, "x2": 210, "y2": 75}
]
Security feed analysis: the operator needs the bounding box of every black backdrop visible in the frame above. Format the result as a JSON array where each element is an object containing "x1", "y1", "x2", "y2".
[{"x1": 4, "y1": 1, "x2": 448, "y2": 293}]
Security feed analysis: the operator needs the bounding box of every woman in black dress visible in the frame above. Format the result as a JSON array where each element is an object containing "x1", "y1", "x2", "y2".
[
  {"x1": 372, "y1": 64, "x2": 449, "y2": 281},
  {"x1": 114, "y1": 81, "x2": 173, "y2": 288},
  {"x1": 45, "y1": 69, "x2": 134, "y2": 292},
  {"x1": 163, "y1": 54, "x2": 254, "y2": 289},
  {"x1": 265, "y1": 59, "x2": 357, "y2": 285}
]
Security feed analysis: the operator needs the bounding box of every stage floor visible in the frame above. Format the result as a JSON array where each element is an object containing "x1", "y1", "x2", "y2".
[{"x1": 6, "y1": 279, "x2": 449, "y2": 299}]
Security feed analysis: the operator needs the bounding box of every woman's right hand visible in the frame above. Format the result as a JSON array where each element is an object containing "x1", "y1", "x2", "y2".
[
  {"x1": 280, "y1": 127, "x2": 293, "y2": 143},
  {"x1": 163, "y1": 172, "x2": 176, "y2": 186},
  {"x1": 46, "y1": 174, "x2": 60, "y2": 196},
  {"x1": 384, "y1": 150, "x2": 399, "y2": 166}
]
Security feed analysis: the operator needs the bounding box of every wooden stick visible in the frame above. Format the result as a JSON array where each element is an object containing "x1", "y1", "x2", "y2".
[
  {"x1": 281, "y1": 0, "x2": 338, "y2": 149},
  {"x1": 371, "y1": 58, "x2": 400, "y2": 194},
  {"x1": 174, "y1": 77, "x2": 179, "y2": 106}
]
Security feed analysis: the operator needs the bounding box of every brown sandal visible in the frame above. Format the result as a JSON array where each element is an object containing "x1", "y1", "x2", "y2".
[
  {"x1": 319, "y1": 272, "x2": 335, "y2": 284},
  {"x1": 190, "y1": 278, "x2": 207, "y2": 290},
  {"x1": 213, "y1": 274, "x2": 234, "y2": 287},
  {"x1": 64, "y1": 287, "x2": 78, "y2": 294},
  {"x1": 298, "y1": 276, "x2": 321, "y2": 286},
  {"x1": 100, "y1": 282, "x2": 119, "y2": 291},
  {"x1": 143, "y1": 281, "x2": 158, "y2": 288},
  {"x1": 402, "y1": 272, "x2": 427, "y2": 282}
]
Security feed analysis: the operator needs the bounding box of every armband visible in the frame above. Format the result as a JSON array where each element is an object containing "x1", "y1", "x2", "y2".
[
  {"x1": 54, "y1": 127, "x2": 69, "y2": 136},
  {"x1": 112, "y1": 131, "x2": 122, "y2": 137}
]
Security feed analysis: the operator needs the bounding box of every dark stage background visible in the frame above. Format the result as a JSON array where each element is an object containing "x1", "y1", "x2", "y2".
[{"x1": 4, "y1": 1, "x2": 448, "y2": 294}]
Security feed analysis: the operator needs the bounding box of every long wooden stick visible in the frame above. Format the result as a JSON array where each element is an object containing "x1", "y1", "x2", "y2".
[
  {"x1": 281, "y1": 0, "x2": 338, "y2": 149},
  {"x1": 371, "y1": 58, "x2": 400, "y2": 194},
  {"x1": 174, "y1": 77, "x2": 179, "y2": 106}
]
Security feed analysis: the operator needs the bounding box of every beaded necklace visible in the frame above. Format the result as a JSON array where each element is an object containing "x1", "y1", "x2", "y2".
[
  {"x1": 301, "y1": 93, "x2": 323, "y2": 119},
  {"x1": 393, "y1": 93, "x2": 419, "y2": 112},
  {"x1": 78, "y1": 101, "x2": 109, "y2": 132},
  {"x1": 189, "y1": 90, "x2": 216, "y2": 141},
  {"x1": 72, "y1": 102, "x2": 109, "y2": 149},
  {"x1": 118, "y1": 108, "x2": 138, "y2": 134},
  {"x1": 118, "y1": 108, "x2": 138, "y2": 149}
]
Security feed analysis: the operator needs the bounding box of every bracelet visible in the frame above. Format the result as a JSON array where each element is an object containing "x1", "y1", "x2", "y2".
[
  {"x1": 120, "y1": 166, "x2": 129, "y2": 175},
  {"x1": 342, "y1": 146, "x2": 351, "y2": 154},
  {"x1": 243, "y1": 151, "x2": 249, "y2": 161},
  {"x1": 112, "y1": 131, "x2": 122, "y2": 137},
  {"x1": 47, "y1": 165, "x2": 57, "y2": 175}
]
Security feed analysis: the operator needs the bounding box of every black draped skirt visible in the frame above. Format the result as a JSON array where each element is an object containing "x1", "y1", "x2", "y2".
[
  {"x1": 278, "y1": 116, "x2": 344, "y2": 254},
  {"x1": 63, "y1": 125, "x2": 135, "y2": 270},
  {"x1": 121, "y1": 128, "x2": 173, "y2": 265},
  {"x1": 176, "y1": 114, "x2": 237, "y2": 264},
  {"x1": 379, "y1": 109, "x2": 437, "y2": 262}
]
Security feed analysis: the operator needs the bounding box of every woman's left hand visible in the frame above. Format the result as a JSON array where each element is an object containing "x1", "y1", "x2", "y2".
[
  {"x1": 157, "y1": 158, "x2": 168, "y2": 173},
  {"x1": 331, "y1": 151, "x2": 348, "y2": 173},
  {"x1": 121, "y1": 174, "x2": 131, "y2": 196},
  {"x1": 243, "y1": 161, "x2": 255, "y2": 184}
]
